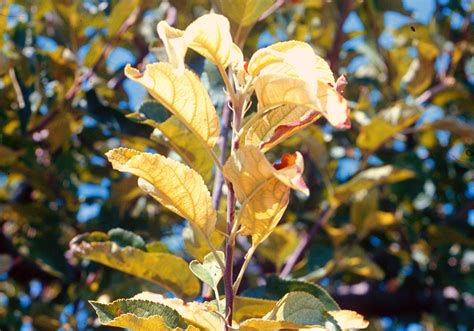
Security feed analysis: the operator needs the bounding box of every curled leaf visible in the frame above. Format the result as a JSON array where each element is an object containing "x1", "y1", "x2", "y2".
[
  {"x1": 90, "y1": 299, "x2": 188, "y2": 330},
  {"x1": 106, "y1": 148, "x2": 216, "y2": 236},
  {"x1": 223, "y1": 146, "x2": 308, "y2": 245},
  {"x1": 157, "y1": 13, "x2": 237, "y2": 70},
  {"x1": 125, "y1": 63, "x2": 219, "y2": 147}
]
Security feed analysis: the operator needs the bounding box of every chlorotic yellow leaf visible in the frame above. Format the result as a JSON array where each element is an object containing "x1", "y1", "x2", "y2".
[
  {"x1": 356, "y1": 104, "x2": 420, "y2": 153},
  {"x1": 90, "y1": 298, "x2": 193, "y2": 331},
  {"x1": 332, "y1": 165, "x2": 415, "y2": 205},
  {"x1": 248, "y1": 41, "x2": 335, "y2": 86},
  {"x1": 254, "y1": 74, "x2": 350, "y2": 129},
  {"x1": 233, "y1": 296, "x2": 277, "y2": 322},
  {"x1": 223, "y1": 146, "x2": 308, "y2": 245},
  {"x1": 184, "y1": 13, "x2": 235, "y2": 69},
  {"x1": 71, "y1": 241, "x2": 199, "y2": 298},
  {"x1": 258, "y1": 224, "x2": 299, "y2": 269},
  {"x1": 106, "y1": 148, "x2": 216, "y2": 236},
  {"x1": 328, "y1": 310, "x2": 369, "y2": 329},
  {"x1": 125, "y1": 63, "x2": 219, "y2": 147},
  {"x1": 213, "y1": 0, "x2": 274, "y2": 27},
  {"x1": 133, "y1": 292, "x2": 224, "y2": 331}
]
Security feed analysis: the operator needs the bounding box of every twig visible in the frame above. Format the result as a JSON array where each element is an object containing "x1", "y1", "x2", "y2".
[
  {"x1": 259, "y1": 0, "x2": 285, "y2": 22},
  {"x1": 414, "y1": 77, "x2": 455, "y2": 105},
  {"x1": 280, "y1": 206, "x2": 334, "y2": 278},
  {"x1": 9, "y1": 68, "x2": 26, "y2": 109},
  {"x1": 327, "y1": 0, "x2": 354, "y2": 73},
  {"x1": 212, "y1": 100, "x2": 232, "y2": 209}
]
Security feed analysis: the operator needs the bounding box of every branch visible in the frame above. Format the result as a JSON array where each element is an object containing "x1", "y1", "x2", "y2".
[{"x1": 280, "y1": 206, "x2": 334, "y2": 278}]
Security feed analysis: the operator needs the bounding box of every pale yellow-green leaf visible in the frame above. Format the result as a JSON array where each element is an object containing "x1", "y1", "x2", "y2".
[
  {"x1": 125, "y1": 63, "x2": 220, "y2": 147},
  {"x1": 248, "y1": 41, "x2": 335, "y2": 86},
  {"x1": 106, "y1": 148, "x2": 216, "y2": 236},
  {"x1": 254, "y1": 74, "x2": 349, "y2": 129},
  {"x1": 72, "y1": 241, "x2": 199, "y2": 298},
  {"x1": 350, "y1": 189, "x2": 378, "y2": 237},
  {"x1": 189, "y1": 251, "x2": 225, "y2": 289},
  {"x1": 356, "y1": 104, "x2": 420, "y2": 153},
  {"x1": 332, "y1": 165, "x2": 415, "y2": 205},
  {"x1": 133, "y1": 292, "x2": 224, "y2": 331},
  {"x1": 328, "y1": 310, "x2": 369, "y2": 329},
  {"x1": 258, "y1": 224, "x2": 299, "y2": 269},
  {"x1": 213, "y1": 0, "x2": 274, "y2": 27},
  {"x1": 90, "y1": 298, "x2": 193, "y2": 331},
  {"x1": 233, "y1": 296, "x2": 277, "y2": 322}
]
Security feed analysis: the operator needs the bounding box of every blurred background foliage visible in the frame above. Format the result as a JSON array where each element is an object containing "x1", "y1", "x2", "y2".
[{"x1": 0, "y1": 0, "x2": 473, "y2": 330}]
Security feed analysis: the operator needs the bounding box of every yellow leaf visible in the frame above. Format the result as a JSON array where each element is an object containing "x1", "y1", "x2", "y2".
[
  {"x1": 254, "y1": 74, "x2": 349, "y2": 129},
  {"x1": 155, "y1": 116, "x2": 214, "y2": 184},
  {"x1": 223, "y1": 146, "x2": 308, "y2": 244},
  {"x1": 184, "y1": 13, "x2": 235, "y2": 69},
  {"x1": 183, "y1": 221, "x2": 225, "y2": 261},
  {"x1": 258, "y1": 224, "x2": 299, "y2": 269},
  {"x1": 71, "y1": 241, "x2": 200, "y2": 298},
  {"x1": 332, "y1": 165, "x2": 415, "y2": 205},
  {"x1": 157, "y1": 14, "x2": 237, "y2": 70},
  {"x1": 106, "y1": 148, "x2": 216, "y2": 236},
  {"x1": 125, "y1": 63, "x2": 219, "y2": 147},
  {"x1": 213, "y1": 0, "x2": 274, "y2": 27},
  {"x1": 233, "y1": 296, "x2": 277, "y2": 322},
  {"x1": 133, "y1": 292, "x2": 224, "y2": 331},
  {"x1": 356, "y1": 104, "x2": 420, "y2": 153},
  {"x1": 328, "y1": 310, "x2": 369, "y2": 329},
  {"x1": 248, "y1": 41, "x2": 335, "y2": 86}
]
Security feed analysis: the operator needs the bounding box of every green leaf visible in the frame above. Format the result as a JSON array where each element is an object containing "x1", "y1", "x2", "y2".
[
  {"x1": 265, "y1": 276, "x2": 340, "y2": 311},
  {"x1": 189, "y1": 251, "x2": 224, "y2": 289},
  {"x1": 131, "y1": 100, "x2": 171, "y2": 124},
  {"x1": 90, "y1": 298, "x2": 187, "y2": 330},
  {"x1": 70, "y1": 241, "x2": 200, "y2": 298},
  {"x1": 107, "y1": 228, "x2": 146, "y2": 250},
  {"x1": 264, "y1": 291, "x2": 339, "y2": 329}
]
